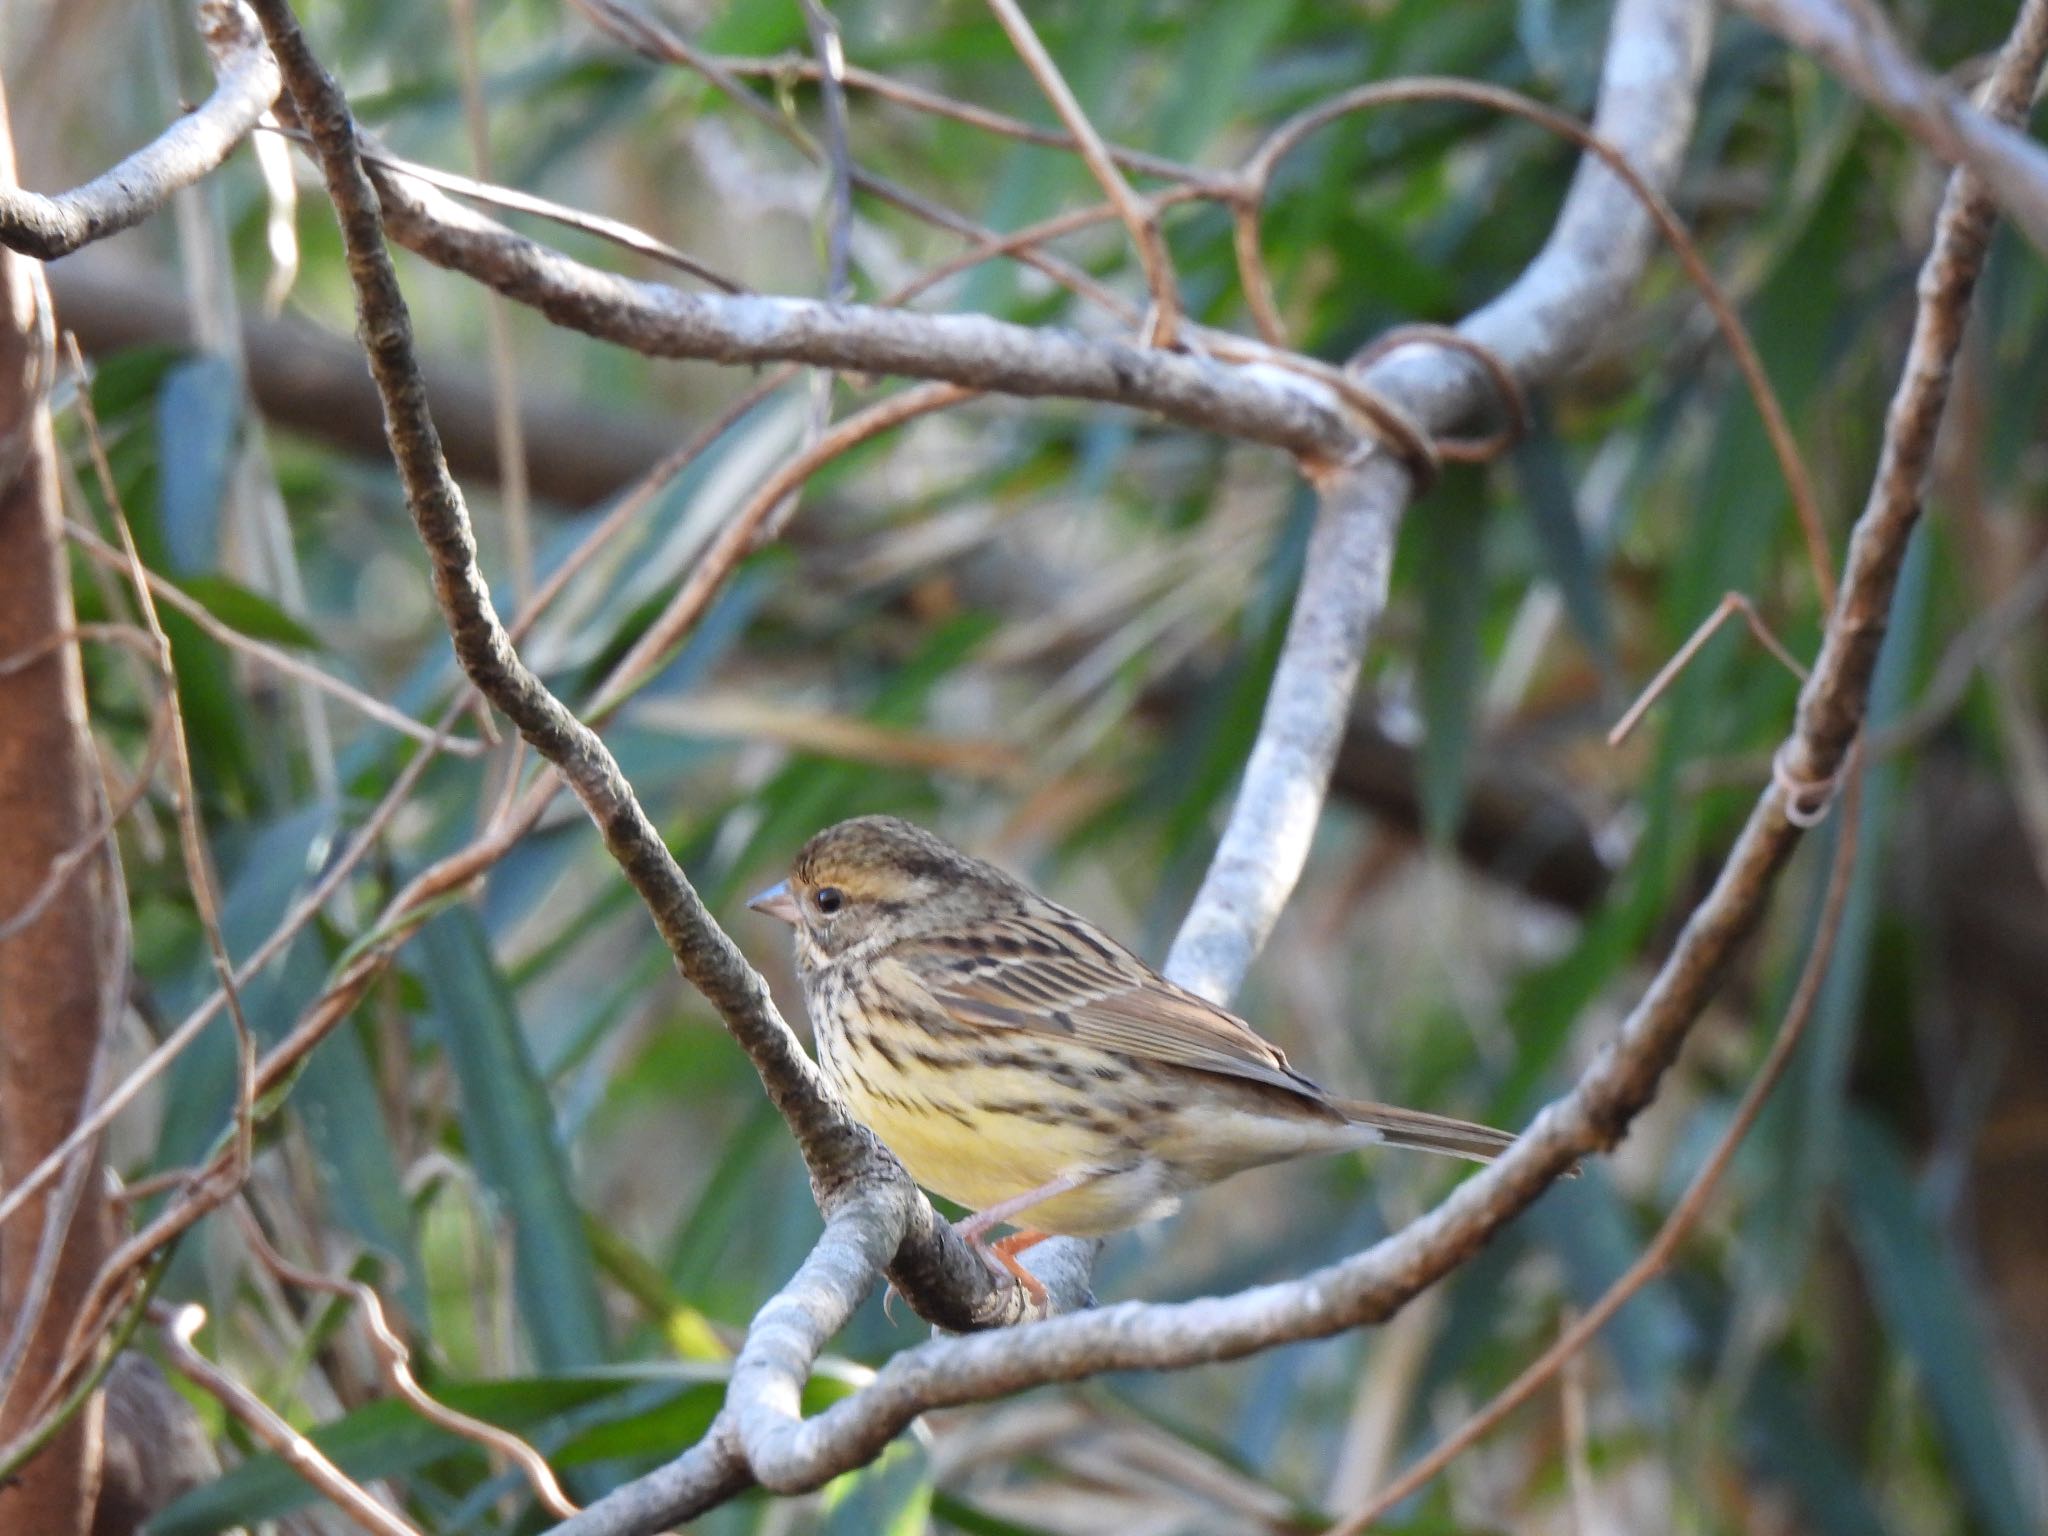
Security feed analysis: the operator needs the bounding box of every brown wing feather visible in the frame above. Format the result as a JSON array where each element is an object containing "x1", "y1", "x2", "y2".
[{"x1": 892, "y1": 909, "x2": 1328, "y2": 1101}]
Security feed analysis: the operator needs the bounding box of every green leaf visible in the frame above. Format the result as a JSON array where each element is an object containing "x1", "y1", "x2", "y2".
[
  {"x1": 1842, "y1": 1113, "x2": 2033, "y2": 1536},
  {"x1": 1153, "y1": 0, "x2": 1299, "y2": 161},
  {"x1": 1512, "y1": 402, "x2": 1614, "y2": 678},
  {"x1": 152, "y1": 805, "x2": 425, "y2": 1316},
  {"x1": 1738, "y1": 1358, "x2": 1896, "y2": 1536},
  {"x1": 1414, "y1": 477, "x2": 1488, "y2": 844},
  {"x1": 151, "y1": 1373, "x2": 722, "y2": 1535},
  {"x1": 420, "y1": 907, "x2": 608, "y2": 1371},
  {"x1": 154, "y1": 352, "x2": 242, "y2": 575},
  {"x1": 818, "y1": 1439, "x2": 933, "y2": 1536},
  {"x1": 175, "y1": 574, "x2": 325, "y2": 650}
]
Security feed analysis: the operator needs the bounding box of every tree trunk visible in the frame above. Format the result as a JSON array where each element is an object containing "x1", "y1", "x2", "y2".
[{"x1": 0, "y1": 75, "x2": 119, "y2": 1536}]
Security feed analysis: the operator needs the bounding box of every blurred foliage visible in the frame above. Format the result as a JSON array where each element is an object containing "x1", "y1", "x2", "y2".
[{"x1": 10, "y1": 0, "x2": 2048, "y2": 1530}]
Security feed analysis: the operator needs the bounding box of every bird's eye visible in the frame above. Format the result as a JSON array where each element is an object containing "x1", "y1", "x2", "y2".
[{"x1": 813, "y1": 886, "x2": 846, "y2": 916}]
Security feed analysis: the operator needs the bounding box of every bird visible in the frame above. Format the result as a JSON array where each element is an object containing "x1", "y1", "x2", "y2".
[{"x1": 748, "y1": 814, "x2": 1518, "y2": 1303}]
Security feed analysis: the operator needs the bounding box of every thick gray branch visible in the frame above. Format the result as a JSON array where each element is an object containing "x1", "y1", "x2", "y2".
[
  {"x1": 728, "y1": 1190, "x2": 898, "y2": 1490},
  {"x1": 1163, "y1": 459, "x2": 1405, "y2": 999},
  {"x1": 1730, "y1": 0, "x2": 2048, "y2": 259},
  {"x1": 369, "y1": 172, "x2": 1359, "y2": 461},
  {"x1": 1164, "y1": 0, "x2": 1711, "y2": 1000},
  {"x1": 0, "y1": 3, "x2": 279, "y2": 261}
]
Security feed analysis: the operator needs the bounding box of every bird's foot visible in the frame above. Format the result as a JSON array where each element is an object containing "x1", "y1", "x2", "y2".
[{"x1": 955, "y1": 1222, "x2": 1051, "y2": 1309}]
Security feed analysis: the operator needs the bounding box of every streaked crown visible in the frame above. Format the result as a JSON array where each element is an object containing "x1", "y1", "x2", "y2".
[{"x1": 758, "y1": 815, "x2": 1031, "y2": 963}]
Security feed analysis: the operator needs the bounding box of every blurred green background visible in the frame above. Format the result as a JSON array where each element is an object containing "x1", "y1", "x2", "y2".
[{"x1": 7, "y1": 0, "x2": 2048, "y2": 1530}]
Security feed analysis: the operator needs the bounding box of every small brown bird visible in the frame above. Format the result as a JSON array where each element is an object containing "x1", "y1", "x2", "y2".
[{"x1": 750, "y1": 815, "x2": 1516, "y2": 1301}]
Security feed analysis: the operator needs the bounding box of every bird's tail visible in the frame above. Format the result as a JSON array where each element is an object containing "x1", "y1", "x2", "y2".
[{"x1": 1333, "y1": 1098, "x2": 1518, "y2": 1164}]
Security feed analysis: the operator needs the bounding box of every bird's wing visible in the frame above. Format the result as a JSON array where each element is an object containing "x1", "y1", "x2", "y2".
[{"x1": 889, "y1": 909, "x2": 1328, "y2": 1101}]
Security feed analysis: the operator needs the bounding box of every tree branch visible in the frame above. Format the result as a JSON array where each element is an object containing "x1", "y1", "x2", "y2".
[
  {"x1": 243, "y1": 0, "x2": 1047, "y2": 1345},
  {"x1": 367, "y1": 167, "x2": 1360, "y2": 461},
  {"x1": 1729, "y1": 0, "x2": 2048, "y2": 259},
  {"x1": 1778, "y1": 0, "x2": 2048, "y2": 786},
  {"x1": 0, "y1": 73, "x2": 121, "y2": 1536},
  {"x1": 1164, "y1": 0, "x2": 1711, "y2": 999},
  {"x1": 0, "y1": 1, "x2": 278, "y2": 261},
  {"x1": 727, "y1": 1188, "x2": 902, "y2": 1491}
]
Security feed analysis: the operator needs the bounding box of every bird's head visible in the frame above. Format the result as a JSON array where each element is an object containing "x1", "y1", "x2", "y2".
[{"x1": 748, "y1": 815, "x2": 1012, "y2": 964}]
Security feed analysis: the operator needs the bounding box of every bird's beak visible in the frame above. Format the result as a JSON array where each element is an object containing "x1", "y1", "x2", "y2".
[{"x1": 747, "y1": 880, "x2": 801, "y2": 925}]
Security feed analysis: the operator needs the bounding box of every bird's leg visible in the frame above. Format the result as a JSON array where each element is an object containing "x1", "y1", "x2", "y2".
[
  {"x1": 988, "y1": 1230, "x2": 1054, "y2": 1302},
  {"x1": 991, "y1": 1230, "x2": 1051, "y2": 1262},
  {"x1": 988, "y1": 1233, "x2": 1051, "y2": 1308},
  {"x1": 955, "y1": 1171, "x2": 1098, "y2": 1308},
  {"x1": 881, "y1": 1176, "x2": 1085, "y2": 1324},
  {"x1": 955, "y1": 1170, "x2": 1093, "y2": 1245}
]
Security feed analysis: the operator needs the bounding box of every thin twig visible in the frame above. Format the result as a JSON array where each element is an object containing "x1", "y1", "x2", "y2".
[
  {"x1": 0, "y1": 0, "x2": 279, "y2": 259},
  {"x1": 1607, "y1": 591, "x2": 1808, "y2": 748},
  {"x1": 252, "y1": 0, "x2": 1035, "y2": 1339},
  {"x1": 446, "y1": 0, "x2": 534, "y2": 601},
  {"x1": 239, "y1": 1211, "x2": 579, "y2": 1521},
  {"x1": 982, "y1": 0, "x2": 1183, "y2": 345},
  {"x1": 63, "y1": 518, "x2": 484, "y2": 756},
  {"x1": 1559, "y1": 1310, "x2": 1598, "y2": 1536},
  {"x1": 718, "y1": 52, "x2": 1211, "y2": 186},
  {"x1": 765, "y1": 0, "x2": 854, "y2": 550},
  {"x1": 880, "y1": 193, "x2": 1147, "y2": 313},
  {"x1": 588, "y1": 381, "x2": 972, "y2": 719},
  {"x1": 154, "y1": 1302, "x2": 423, "y2": 1536},
  {"x1": 67, "y1": 342, "x2": 257, "y2": 1195},
  {"x1": 567, "y1": 0, "x2": 1125, "y2": 316},
  {"x1": 801, "y1": 0, "x2": 853, "y2": 307},
  {"x1": 1781, "y1": 0, "x2": 2048, "y2": 787},
  {"x1": 40, "y1": 350, "x2": 260, "y2": 1399}
]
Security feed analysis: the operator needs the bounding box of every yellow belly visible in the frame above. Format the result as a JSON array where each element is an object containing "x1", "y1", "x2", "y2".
[
  {"x1": 815, "y1": 1019, "x2": 1166, "y2": 1235},
  {"x1": 858, "y1": 1090, "x2": 1106, "y2": 1215}
]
